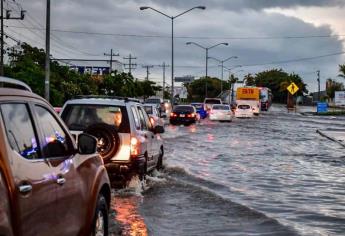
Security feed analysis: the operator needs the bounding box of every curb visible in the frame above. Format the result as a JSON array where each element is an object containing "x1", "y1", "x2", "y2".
[{"x1": 316, "y1": 129, "x2": 345, "y2": 148}]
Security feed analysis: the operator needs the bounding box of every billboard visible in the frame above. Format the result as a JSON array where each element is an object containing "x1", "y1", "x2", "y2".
[
  {"x1": 335, "y1": 91, "x2": 345, "y2": 106},
  {"x1": 173, "y1": 86, "x2": 188, "y2": 99},
  {"x1": 175, "y1": 76, "x2": 195, "y2": 83}
]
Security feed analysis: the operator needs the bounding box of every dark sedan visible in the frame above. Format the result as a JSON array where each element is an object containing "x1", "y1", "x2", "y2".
[{"x1": 170, "y1": 105, "x2": 198, "y2": 125}]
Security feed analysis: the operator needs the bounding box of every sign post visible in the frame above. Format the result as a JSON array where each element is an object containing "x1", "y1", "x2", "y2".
[{"x1": 287, "y1": 82, "x2": 299, "y2": 112}]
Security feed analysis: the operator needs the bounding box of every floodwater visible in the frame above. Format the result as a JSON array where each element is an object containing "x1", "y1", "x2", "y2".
[{"x1": 110, "y1": 105, "x2": 345, "y2": 236}]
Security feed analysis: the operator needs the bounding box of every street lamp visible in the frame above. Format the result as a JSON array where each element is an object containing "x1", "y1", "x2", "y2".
[
  {"x1": 186, "y1": 42, "x2": 228, "y2": 97},
  {"x1": 224, "y1": 65, "x2": 242, "y2": 104},
  {"x1": 140, "y1": 6, "x2": 206, "y2": 105},
  {"x1": 209, "y1": 56, "x2": 238, "y2": 93}
]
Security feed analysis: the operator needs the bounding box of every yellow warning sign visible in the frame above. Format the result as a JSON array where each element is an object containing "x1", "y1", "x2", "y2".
[{"x1": 287, "y1": 82, "x2": 299, "y2": 95}]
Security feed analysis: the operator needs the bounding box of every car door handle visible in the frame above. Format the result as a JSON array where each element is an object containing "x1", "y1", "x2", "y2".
[
  {"x1": 19, "y1": 184, "x2": 32, "y2": 194},
  {"x1": 56, "y1": 177, "x2": 66, "y2": 185}
]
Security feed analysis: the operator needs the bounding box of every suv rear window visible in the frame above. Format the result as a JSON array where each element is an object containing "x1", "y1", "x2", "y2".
[
  {"x1": 173, "y1": 106, "x2": 194, "y2": 113},
  {"x1": 204, "y1": 99, "x2": 222, "y2": 104},
  {"x1": 61, "y1": 104, "x2": 130, "y2": 133}
]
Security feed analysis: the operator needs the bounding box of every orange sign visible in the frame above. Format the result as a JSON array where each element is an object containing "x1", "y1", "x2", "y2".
[{"x1": 236, "y1": 87, "x2": 260, "y2": 100}]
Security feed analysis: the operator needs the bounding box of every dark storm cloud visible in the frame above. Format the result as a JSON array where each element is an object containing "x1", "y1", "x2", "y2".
[
  {"x1": 10, "y1": 0, "x2": 345, "y2": 92},
  {"x1": 133, "y1": 0, "x2": 345, "y2": 11}
]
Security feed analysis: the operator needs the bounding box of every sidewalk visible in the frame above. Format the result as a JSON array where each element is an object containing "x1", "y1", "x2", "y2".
[{"x1": 317, "y1": 129, "x2": 345, "y2": 147}]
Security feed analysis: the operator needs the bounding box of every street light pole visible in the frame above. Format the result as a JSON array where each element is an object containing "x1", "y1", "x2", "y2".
[
  {"x1": 209, "y1": 56, "x2": 238, "y2": 93},
  {"x1": 140, "y1": 6, "x2": 206, "y2": 105},
  {"x1": 186, "y1": 42, "x2": 228, "y2": 98},
  {"x1": 45, "y1": 0, "x2": 50, "y2": 101}
]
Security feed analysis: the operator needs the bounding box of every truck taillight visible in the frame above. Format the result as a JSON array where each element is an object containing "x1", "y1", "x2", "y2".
[{"x1": 130, "y1": 137, "x2": 139, "y2": 156}]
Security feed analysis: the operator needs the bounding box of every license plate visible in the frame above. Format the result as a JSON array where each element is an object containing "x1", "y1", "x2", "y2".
[{"x1": 180, "y1": 114, "x2": 185, "y2": 117}]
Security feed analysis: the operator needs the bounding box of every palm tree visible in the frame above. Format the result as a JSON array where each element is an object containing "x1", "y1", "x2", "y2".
[{"x1": 338, "y1": 65, "x2": 345, "y2": 79}]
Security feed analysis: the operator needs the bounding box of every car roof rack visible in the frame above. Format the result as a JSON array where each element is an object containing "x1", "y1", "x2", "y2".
[
  {"x1": 0, "y1": 76, "x2": 32, "y2": 92},
  {"x1": 74, "y1": 95, "x2": 141, "y2": 103}
]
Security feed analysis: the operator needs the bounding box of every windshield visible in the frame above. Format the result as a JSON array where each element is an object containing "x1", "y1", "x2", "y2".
[
  {"x1": 61, "y1": 104, "x2": 130, "y2": 132},
  {"x1": 238, "y1": 105, "x2": 251, "y2": 109},
  {"x1": 191, "y1": 104, "x2": 203, "y2": 109},
  {"x1": 204, "y1": 99, "x2": 221, "y2": 104},
  {"x1": 145, "y1": 99, "x2": 161, "y2": 104},
  {"x1": 173, "y1": 106, "x2": 194, "y2": 113},
  {"x1": 143, "y1": 106, "x2": 153, "y2": 115},
  {"x1": 212, "y1": 105, "x2": 230, "y2": 110}
]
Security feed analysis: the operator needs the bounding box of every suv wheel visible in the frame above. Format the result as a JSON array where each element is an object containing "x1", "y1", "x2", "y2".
[
  {"x1": 156, "y1": 147, "x2": 164, "y2": 170},
  {"x1": 92, "y1": 194, "x2": 109, "y2": 236},
  {"x1": 85, "y1": 123, "x2": 120, "y2": 161}
]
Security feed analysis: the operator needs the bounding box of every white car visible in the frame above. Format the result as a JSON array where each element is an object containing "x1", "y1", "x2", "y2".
[
  {"x1": 143, "y1": 104, "x2": 165, "y2": 127},
  {"x1": 209, "y1": 104, "x2": 233, "y2": 122},
  {"x1": 235, "y1": 104, "x2": 254, "y2": 118}
]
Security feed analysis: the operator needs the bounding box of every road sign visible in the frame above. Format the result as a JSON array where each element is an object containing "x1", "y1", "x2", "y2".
[
  {"x1": 317, "y1": 102, "x2": 328, "y2": 113},
  {"x1": 287, "y1": 82, "x2": 299, "y2": 95}
]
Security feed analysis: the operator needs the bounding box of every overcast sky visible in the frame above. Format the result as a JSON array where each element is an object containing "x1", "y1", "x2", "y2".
[{"x1": 5, "y1": 0, "x2": 345, "y2": 92}]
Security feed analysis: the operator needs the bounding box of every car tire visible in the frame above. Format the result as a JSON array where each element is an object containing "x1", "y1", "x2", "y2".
[
  {"x1": 85, "y1": 123, "x2": 120, "y2": 161},
  {"x1": 91, "y1": 194, "x2": 109, "y2": 236},
  {"x1": 156, "y1": 147, "x2": 164, "y2": 170}
]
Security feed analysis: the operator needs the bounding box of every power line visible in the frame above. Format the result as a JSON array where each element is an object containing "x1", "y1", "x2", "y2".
[
  {"x1": 5, "y1": 24, "x2": 345, "y2": 40},
  {"x1": 240, "y1": 51, "x2": 345, "y2": 68},
  {"x1": 123, "y1": 54, "x2": 137, "y2": 74}
]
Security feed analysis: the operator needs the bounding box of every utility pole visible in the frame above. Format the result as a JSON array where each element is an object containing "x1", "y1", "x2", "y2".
[
  {"x1": 158, "y1": 62, "x2": 169, "y2": 99},
  {"x1": 104, "y1": 49, "x2": 119, "y2": 72},
  {"x1": 1, "y1": 0, "x2": 25, "y2": 76},
  {"x1": 317, "y1": 70, "x2": 320, "y2": 102},
  {"x1": 142, "y1": 65, "x2": 154, "y2": 81},
  {"x1": 123, "y1": 54, "x2": 137, "y2": 74},
  {"x1": 44, "y1": 0, "x2": 50, "y2": 101}
]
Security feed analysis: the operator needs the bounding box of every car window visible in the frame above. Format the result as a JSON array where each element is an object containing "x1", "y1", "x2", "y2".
[
  {"x1": 143, "y1": 106, "x2": 153, "y2": 115},
  {"x1": 238, "y1": 105, "x2": 251, "y2": 109},
  {"x1": 61, "y1": 104, "x2": 130, "y2": 133},
  {"x1": 145, "y1": 98, "x2": 161, "y2": 104},
  {"x1": 213, "y1": 105, "x2": 230, "y2": 110},
  {"x1": 173, "y1": 106, "x2": 194, "y2": 113},
  {"x1": 131, "y1": 106, "x2": 141, "y2": 130},
  {"x1": 138, "y1": 107, "x2": 153, "y2": 130},
  {"x1": 137, "y1": 106, "x2": 148, "y2": 130},
  {"x1": 0, "y1": 103, "x2": 40, "y2": 159},
  {"x1": 35, "y1": 105, "x2": 74, "y2": 158},
  {"x1": 204, "y1": 99, "x2": 222, "y2": 104},
  {"x1": 192, "y1": 104, "x2": 203, "y2": 109}
]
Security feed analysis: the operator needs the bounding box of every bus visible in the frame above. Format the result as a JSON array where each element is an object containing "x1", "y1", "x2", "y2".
[{"x1": 259, "y1": 87, "x2": 273, "y2": 111}]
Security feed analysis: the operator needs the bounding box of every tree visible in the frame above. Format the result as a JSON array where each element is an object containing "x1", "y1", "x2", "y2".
[
  {"x1": 338, "y1": 64, "x2": 345, "y2": 79},
  {"x1": 254, "y1": 69, "x2": 308, "y2": 103},
  {"x1": 326, "y1": 78, "x2": 344, "y2": 100},
  {"x1": 186, "y1": 76, "x2": 221, "y2": 102}
]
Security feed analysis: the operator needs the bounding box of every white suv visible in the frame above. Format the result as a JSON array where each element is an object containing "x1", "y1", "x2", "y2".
[{"x1": 60, "y1": 96, "x2": 165, "y2": 187}]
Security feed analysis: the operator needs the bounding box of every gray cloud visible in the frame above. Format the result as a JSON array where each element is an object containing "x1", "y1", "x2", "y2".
[{"x1": 6, "y1": 0, "x2": 345, "y2": 93}]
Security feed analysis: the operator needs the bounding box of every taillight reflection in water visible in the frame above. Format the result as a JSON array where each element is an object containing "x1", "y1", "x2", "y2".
[{"x1": 112, "y1": 196, "x2": 148, "y2": 236}]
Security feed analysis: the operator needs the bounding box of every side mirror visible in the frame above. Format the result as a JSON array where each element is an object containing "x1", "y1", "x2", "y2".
[
  {"x1": 78, "y1": 133, "x2": 97, "y2": 155},
  {"x1": 160, "y1": 113, "x2": 167, "y2": 118},
  {"x1": 154, "y1": 125, "x2": 165, "y2": 134}
]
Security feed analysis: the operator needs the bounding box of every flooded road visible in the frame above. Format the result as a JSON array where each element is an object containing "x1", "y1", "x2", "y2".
[{"x1": 110, "y1": 105, "x2": 345, "y2": 236}]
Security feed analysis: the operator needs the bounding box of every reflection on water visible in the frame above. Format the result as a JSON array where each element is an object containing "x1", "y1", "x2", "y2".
[{"x1": 112, "y1": 195, "x2": 148, "y2": 236}]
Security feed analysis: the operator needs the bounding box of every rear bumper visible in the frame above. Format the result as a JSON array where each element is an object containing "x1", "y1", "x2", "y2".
[
  {"x1": 170, "y1": 117, "x2": 196, "y2": 124},
  {"x1": 209, "y1": 114, "x2": 232, "y2": 121},
  {"x1": 105, "y1": 154, "x2": 146, "y2": 177}
]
